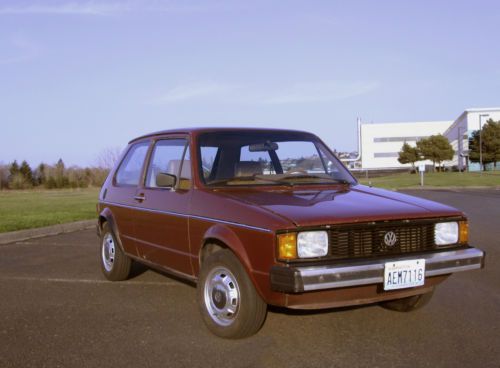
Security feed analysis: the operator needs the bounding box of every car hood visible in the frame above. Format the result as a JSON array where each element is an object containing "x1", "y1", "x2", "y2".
[{"x1": 215, "y1": 184, "x2": 462, "y2": 227}]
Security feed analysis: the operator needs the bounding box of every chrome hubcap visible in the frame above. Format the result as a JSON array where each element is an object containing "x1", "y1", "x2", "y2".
[
  {"x1": 204, "y1": 267, "x2": 240, "y2": 326},
  {"x1": 102, "y1": 233, "x2": 115, "y2": 272}
]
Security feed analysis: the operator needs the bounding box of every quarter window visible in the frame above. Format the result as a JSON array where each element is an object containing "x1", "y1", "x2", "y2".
[
  {"x1": 200, "y1": 146, "x2": 219, "y2": 180},
  {"x1": 115, "y1": 142, "x2": 149, "y2": 186}
]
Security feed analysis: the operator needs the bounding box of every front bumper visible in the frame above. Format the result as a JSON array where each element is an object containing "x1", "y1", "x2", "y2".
[{"x1": 270, "y1": 248, "x2": 485, "y2": 293}]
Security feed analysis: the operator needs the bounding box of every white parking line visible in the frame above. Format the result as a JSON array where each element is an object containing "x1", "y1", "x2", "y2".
[
  {"x1": 0, "y1": 276, "x2": 181, "y2": 286},
  {"x1": 1, "y1": 242, "x2": 93, "y2": 247}
]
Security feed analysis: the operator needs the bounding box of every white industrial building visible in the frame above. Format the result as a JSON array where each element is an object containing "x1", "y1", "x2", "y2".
[
  {"x1": 443, "y1": 108, "x2": 500, "y2": 171},
  {"x1": 359, "y1": 107, "x2": 500, "y2": 170}
]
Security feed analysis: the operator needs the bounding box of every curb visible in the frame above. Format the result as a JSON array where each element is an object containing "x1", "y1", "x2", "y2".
[{"x1": 0, "y1": 220, "x2": 95, "y2": 245}]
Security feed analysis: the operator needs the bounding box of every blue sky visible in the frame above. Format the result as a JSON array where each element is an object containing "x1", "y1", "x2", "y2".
[{"x1": 1, "y1": 0, "x2": 499, "y2": 167}]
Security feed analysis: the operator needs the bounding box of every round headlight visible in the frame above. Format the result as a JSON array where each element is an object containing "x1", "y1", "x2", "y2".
[
  {"x1": 435, "y1": 222, "x2": 459, "y2": 246},
  {"x1": 297, "y1": 231, "x2": 328, "y2": 258}
]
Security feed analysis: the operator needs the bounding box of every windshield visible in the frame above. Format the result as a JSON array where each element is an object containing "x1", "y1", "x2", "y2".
[{"x1": 198, "y1": 131, "x2": 356, "y2": 186}]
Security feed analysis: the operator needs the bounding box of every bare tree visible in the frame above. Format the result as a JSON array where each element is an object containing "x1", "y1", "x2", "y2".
[{"x1": 96, "y1": 147, "x2": 123, "y2": 170}]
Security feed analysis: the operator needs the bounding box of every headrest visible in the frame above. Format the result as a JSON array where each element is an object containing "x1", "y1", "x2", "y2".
[{"x1": 166, "y1": 160, "x2": 191, "y2": 179}]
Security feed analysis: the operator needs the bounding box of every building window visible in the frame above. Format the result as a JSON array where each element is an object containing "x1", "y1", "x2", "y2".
[
  {"x1": 374, "y1": 152, "x2": 399, "y2": 158},
  {"x1": 373, "y1": 136, "x2": 428, "y2": 143}
]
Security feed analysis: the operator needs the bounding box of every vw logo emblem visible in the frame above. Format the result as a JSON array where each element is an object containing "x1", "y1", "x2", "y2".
[
  {"x1": 214, "y1": 290, "x2": 222, "y2": 303},
  {"x1": 384, "y1": 231, "x2": 397, "y2": 247}
]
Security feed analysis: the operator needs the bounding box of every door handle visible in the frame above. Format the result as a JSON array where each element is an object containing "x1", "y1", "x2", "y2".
[{"x1": 133, "y1": 194, "x2": 146, "y2": 202}]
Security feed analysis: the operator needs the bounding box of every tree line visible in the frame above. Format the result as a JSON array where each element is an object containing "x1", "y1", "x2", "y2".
[
  {"x1": 398, "y1": 120, "x2": 500, "y2": 171},
  {"x1": 0, "y1": 159, "x2": 109, "y2": 190}
]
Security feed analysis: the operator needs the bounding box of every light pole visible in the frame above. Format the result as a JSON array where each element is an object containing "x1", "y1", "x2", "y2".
[
  {"x1": 479, "y1": 114, "x2": 489, "y2": 173},
  {"x1": 458, "y1": 126, "x2": 462, "y2": 172}
]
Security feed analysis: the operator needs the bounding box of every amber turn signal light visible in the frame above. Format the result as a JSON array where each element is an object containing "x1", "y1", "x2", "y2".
[
  {"x1": 459, "y1": 221, "x2": 469, "y2": 244},
  {"x1": 277, "y1": 233, "x2": 297, "y2": 260}
]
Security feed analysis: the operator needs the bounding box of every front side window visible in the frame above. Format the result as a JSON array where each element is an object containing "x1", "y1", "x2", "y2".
[
  {"x1": 145, "y1": 139, "x2": 191, "y2": 189},
  {"x1": 198, "y1": 131, "x2": 356, "y2": 186},
  {"x1": 115, "y1": 142, "x2": 149, "y2": 186}
]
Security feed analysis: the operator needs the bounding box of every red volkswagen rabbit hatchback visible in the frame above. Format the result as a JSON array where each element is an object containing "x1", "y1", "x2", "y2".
[{"x1": 97, "y1": 128, "x2": 484, "y2": 338}]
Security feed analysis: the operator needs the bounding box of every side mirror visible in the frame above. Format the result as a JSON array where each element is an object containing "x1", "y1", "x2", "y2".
[{"x1": 156, "y1": 172, "x2": 177, "y2": 188}]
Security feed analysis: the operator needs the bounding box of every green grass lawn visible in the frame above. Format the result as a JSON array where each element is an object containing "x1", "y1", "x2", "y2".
[
  {"x1": 358, "y1": 171, "x2": 500, "y2": 190},
  {"x1": 0, "y1": 188, "x2": 99, "y2": 233}
]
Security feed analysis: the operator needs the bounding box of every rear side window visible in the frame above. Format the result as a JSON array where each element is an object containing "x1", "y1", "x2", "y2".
[{"x1": 115, "y1": 142, "x2": 149, "y2": 186}]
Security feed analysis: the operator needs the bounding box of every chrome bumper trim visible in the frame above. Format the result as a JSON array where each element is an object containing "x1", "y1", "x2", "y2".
[{"x1": 270, "y1": 248, "x2": 484, "y2": 293}]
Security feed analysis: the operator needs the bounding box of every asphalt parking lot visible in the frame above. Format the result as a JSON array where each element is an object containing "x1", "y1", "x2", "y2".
[{"x1": 0, "y1": 189, "x2": 499, "y2": 368}]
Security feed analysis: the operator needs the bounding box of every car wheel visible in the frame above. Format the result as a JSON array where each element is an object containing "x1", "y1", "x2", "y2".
[
  {"x1": 379, "y1": 290, "x2": 434, "y2": 312},
  {"x1": 100, "y1": 222, "x2": 132, "y2": 281},
  {"x1": 197, "y1": 248, "x2": 267, "y2": 339}
]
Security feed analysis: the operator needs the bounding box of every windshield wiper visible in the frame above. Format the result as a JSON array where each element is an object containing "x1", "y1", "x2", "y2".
[
  {"x1": 207, "y1": 174, "x2": 352, "y2": 187},
  {"x1": 260, "y1": 174, "x2": 352, "y2": 186},
  {"x1": 207, "y1": 176, "x2": 278, "y2": 186},
  {"x1": 281, "y1": 174, "x2": 334, "y2": 180}
]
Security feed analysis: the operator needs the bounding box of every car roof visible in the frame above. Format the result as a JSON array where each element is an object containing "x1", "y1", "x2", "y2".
[{"x1": 129, "y1": 127, "x2": 313, "y2": 143}]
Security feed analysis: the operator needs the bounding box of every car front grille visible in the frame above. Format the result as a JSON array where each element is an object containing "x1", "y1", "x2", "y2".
[{"x1": 328, "y1": 221, "x2": 443, "y2": 259}]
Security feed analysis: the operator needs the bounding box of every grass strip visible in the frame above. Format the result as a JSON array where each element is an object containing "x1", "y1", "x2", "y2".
[
  {"x1": 358, "y1": 171, "x2": 500, "y2": 189},
  {"x1": 0, "y1": 188, "x2": 99, "y2": 233}
]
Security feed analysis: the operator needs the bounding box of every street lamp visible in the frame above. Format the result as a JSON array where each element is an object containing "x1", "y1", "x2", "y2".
[
  {"x1": 458, "y1": 126, "x2": 462, "y2": 172},
  {"x1": 479, "y1": 113, "x2": 489, "y2": 173}
]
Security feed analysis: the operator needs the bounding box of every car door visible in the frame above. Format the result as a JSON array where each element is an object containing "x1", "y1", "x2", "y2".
[
  {"x1": 105, "y1": 140, "x2": 150, "y2": 256},
  {"x1": 133, "y1": 137, "x2": 193, "y2": 276}
]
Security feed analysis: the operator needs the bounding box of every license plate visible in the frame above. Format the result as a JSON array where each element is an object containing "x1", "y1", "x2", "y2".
[{"x1": 384, "y1": 259, "x2": 425, "y2": 290}]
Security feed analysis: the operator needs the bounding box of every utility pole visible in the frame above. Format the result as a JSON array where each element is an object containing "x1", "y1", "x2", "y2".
[
  {"x1": 479, "y1": 114, "x2": 489, "y2": 174},
  {"x1": 458, "y1": 126, "x2": 462, "y2": 173}
]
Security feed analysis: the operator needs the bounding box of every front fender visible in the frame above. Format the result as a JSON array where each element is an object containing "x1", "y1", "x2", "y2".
[
  {"x1": 201, "y1": 224, "x2": 253, "y2": 274},
  {"x1": 199, "y1": 224, "x2": 274, "y2": 300}
]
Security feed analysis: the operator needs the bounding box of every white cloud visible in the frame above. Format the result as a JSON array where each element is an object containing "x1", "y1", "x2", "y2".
[
  {"x1": 152, "y1": 80, "x2": 379, "y2": 105},
  {"x1": 262, "y1": 81, "x2": 379, "y2": 104},
  {"x1": 0, "y1": 1, "x2": 233, "y2": 16},
  {"x1": 0, "y1": 1, "x2": 130, "y2": 16}
]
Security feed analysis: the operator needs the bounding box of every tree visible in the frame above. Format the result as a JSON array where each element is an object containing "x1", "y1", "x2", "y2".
[
  {"x1": 416, "y1": 135, "x2": 454, "y2": 171},
  {"x1": 43, "y1": 175, "x2": 56, "y2": 189},
  {"x1": 398, "y1": 142, "x2": 420, "y2": 170},
  {"x1": 9, "y1": 173, "x2": 32, "y2": 189},
  {"x1": 469, "y1": 119, "x2": 500, "y2": 170},
  {"x1": 19, "y1": 160, "x2": 34, "y2": 185},
  {"x1": 0, "y1": 164, "x2": 9, "y2": 189},
  {"x1": 469, "y1": 130, "x2": 480, "y2": 169},
  {"x1": 96, "y1": 147, "x2": 122, "y2": 170},
  {"x1": 34, "y1": 163, "x2": 46, "y2": 186},
  {"x1": 8, "y1": 160, "x2": 31, "y2": 189},
  {"x1": 9, "y1": 160, "x2": 19, "y2": 177},
  {"x1": 54, "y1": 158, "x2": 69, "y2": 188}
]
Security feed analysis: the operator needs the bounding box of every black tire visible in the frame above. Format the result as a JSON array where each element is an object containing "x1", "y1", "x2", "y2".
[
  {"x1": 99, "y1": 222, "x2": 132, "y2": 281},
  {"x1": 197, "y1": 248, "x2": 267, "y2": 339},
  {"x1": 379, "y1": 290, "x2": 434, "y2": 312}
]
